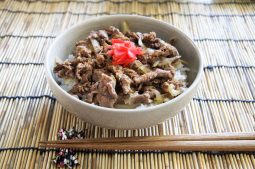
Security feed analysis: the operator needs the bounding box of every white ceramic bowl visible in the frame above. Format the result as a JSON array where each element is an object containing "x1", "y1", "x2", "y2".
[{"x1": 45, "y1": 15, "x2": 203, "y2": 129}]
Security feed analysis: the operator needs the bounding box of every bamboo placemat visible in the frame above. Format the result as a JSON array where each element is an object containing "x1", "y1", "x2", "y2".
[{"x1": 0, "y1": 0, "x2": 255, "y2": 168}]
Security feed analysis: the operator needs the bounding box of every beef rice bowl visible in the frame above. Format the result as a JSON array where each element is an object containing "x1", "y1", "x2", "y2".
[{"x1": 53, "y1": 22, "x2": 189, "y2": 108}]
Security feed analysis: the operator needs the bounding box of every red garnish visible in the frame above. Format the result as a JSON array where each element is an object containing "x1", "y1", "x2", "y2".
[{"x1": 107, "y1": 39, "x2": 142, "y2": 66}]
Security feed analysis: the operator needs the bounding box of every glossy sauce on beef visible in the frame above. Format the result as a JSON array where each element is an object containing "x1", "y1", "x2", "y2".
[{"x1": 54, "y1": 26, "x2": 188, "y2": 108}]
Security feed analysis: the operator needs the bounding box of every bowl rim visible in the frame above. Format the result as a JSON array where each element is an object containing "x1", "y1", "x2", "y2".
[{"x1": 45, "y1": 15, "x2": 203, "y2": 113}]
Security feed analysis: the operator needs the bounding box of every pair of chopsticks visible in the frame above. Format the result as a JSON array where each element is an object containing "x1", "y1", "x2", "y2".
[{"x1": 39, "y1": 132, "x2": 255, "y2": 152}]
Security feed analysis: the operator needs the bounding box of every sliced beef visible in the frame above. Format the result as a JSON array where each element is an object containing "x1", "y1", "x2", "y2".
[
  {"x1": 75, "y1": 62, "x2": 93, "y2": 82},
  {"x1": 93, "y1": 69, "x2": 107, "y2": 81},
  {"x1": 75, "y1": 40, "x2": 92, "y2": 58},
  {"x1": 101, "y1": 41, "x2": 111, "y2": 53},
  {"x1": 142, "y1": 32, "x2": 161, "y2": 49},
  {"x1": 54, "y1": 61, "x2": 75, "y2": 78},
  {"x1": 85, "y1": 71, "x2": 118, "y2": 107},
  {"x1": 89, "y1": 30, "x2": 109, "y2": 40},
  {"x1": 108, "y1": 65, "x2": 133, "y2": 94},
  {"x1": 139, "y1": 45, "x2": 179, "y2": 65},
  {"x1": 153, "y1": 56, "x2": 181, "y2": 68},
  {"x1": 137, "y1": 32, "x2": 179, "y2": 65},
  {"x1": 71, "y1": 82, "x2": 91, "y2": 95},
  {"x1": 84, "y1": 82, "x2": 99, "y2": 103},
  {"x1": 107, "y1": 26, "x2": 129, "y2": 40},
  {"x1": 154, "y1": 42, "x2": 179, "y2": 58},
  {"x1": 124, "y1": 92, "x2": 152, "y2": 105},
  {"x1": 133, "y1": 68, "x2": 173, "y2": 84},
  {"x1": 95, "y1": 54, "x2": 105, "y2": 68},
  {"x1": 125, "y1": 31, "x2": 139, "y2": 42},
  {"x1": 123, "y1": 68, "x2": 139, "y2": 79},
  {"x1": 129, "y1": 60, "x2": 151, "y2": 74},
  {"x1": 96, "y1": 73, "x2": 118, "y2": 108}
]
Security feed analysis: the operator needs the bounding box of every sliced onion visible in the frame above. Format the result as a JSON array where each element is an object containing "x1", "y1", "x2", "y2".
[
  {"x1": 90, "y1": 38, "x2": 101, "y2": 53},
  {"x1": 153, "y1": 90, "x2": 164, "y2": 104},
  {"x1": 121, "y1": 21, "x2": 131, "y2": 33},
  {"x1": 152, "y1": 60, "x2": 160, "y2": 67},
  {"x1": 146, "y1": 48, "x2": 155, "y2": 55},
  {"x1": 164, "y1": 83, "x2": 181, "y2": 97},
  {"x1": 133, "y1": 60, "x2": 151, "y2": 73},
  {"x1": 115, "y1": 104, "x2": 139, "y2": 109},
  {"x1": 99, "y1": 30, "x2": 109, "y2": 39},
  {"x1": 55, "y1": 56, "x2": 64, "y2": 64}
]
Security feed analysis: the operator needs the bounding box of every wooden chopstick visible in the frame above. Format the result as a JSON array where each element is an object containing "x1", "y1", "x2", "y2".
[
  {"x1": 40, "y1": 132, "x2": 255, "y2": 144},
  {"x1": 40, "y1": 140, "x2": 255, "y2": 152},
  {"x1": 39, "y1": 132, "x2": 255, "y2": 152}
]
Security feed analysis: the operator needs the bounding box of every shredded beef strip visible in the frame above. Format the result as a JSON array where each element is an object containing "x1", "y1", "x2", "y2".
[
  {"x1": 123, "y1": 68, "x2": 139, "y2": 79},
  {"x1": 84, "y1": 82, "x2": 99, "y2": 103},
  {"x1": 145, "y1": 88, "x2": 160, "y2": 98},
  {"x1": 124, "y1": 92, "x2": 152, "y2": 105},
  {"x1": 95, "y1": 54, "x2": 105, "y2": 68},
  {"x1": 136, "y1": 32, "x2": 179, "y2": 65},
  {"x1": 125, "y1": 31, "x2": 139, "y2": 43},
  {"x1": 71, "y1": 82, "x2": 90, "y2": 95},
  {"x1": 107, "y1": 26, "x2": 129, "y2": 40},
  {"x1": 142, "y1": 32, "x2": 162, "y2": 49},
  {"x1": 133, "y1": 68, "x2": 173, "y2": 84},
  {"x1": 108, "y1": 65, "x2": 133, "y2": 94},
  {"x1": 75, "y1": 62, "x2": 92, "y2": 81},
  {"x1": 96, "y1": 73, "x2": 118, "y2": 107},
  {"x1": 75, "y1": 45, "x2": 92, "y2": 58},
  {"x1": 85, "y1": 71, "x2": 118, "y2": 107},
  {"x1": 54, "y1": 62, "x2": 75, "y2": 78}
]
